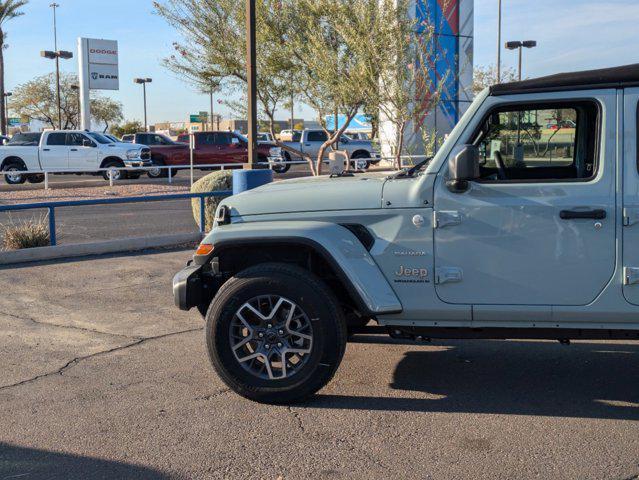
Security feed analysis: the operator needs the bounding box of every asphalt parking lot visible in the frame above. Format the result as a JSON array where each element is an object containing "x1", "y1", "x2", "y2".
[{"x1": 2, "y1": 249, "x2": 639, "y2": 479}]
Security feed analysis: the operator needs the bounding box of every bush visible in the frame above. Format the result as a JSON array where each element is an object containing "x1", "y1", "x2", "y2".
[
  {"x1": 1, "y1": 215, "x2": 50, "y2": 250},
  {"x1": 191, "y1": 170, "x2": 233, "y2": 231}
]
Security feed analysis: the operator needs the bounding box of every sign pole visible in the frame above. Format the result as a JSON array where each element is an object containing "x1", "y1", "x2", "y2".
[
  {"x1": 245, "y1": 0, "x2": 257, "y2": 169},
  {"x1": 78, "y1": 38, "x2": 92, "y2": 130}
]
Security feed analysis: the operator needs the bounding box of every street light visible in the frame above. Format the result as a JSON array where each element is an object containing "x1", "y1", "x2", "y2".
[
  {"x1": 134, "y1": 78, "x2": 152, "y2": 132},
  {"x1": 3, "y1": 92, "x2": 12, "y2": 134},
  {"x1": 505, "y1": 40, "x2": 537, "y2": 81},
  {"x1": 246, "y1": 0, "x2": 257, "y2": 168},
  {"x1": 40, "y1": 50, "x2": 73, "y2": 130},
  {"x1": 496, "y1": 0, "x2": 502, "y2": 83}
]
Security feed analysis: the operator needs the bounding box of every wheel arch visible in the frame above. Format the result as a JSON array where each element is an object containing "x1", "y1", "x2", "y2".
[
  {"x1": 99, "y1": 156, "x2": 125, "y2": 168},
  {"x1": 1, "y1": 156, "x2": 27, "y2": 170},
  {"x1": 351, "y1": 149, "x2": 371, "y2": 158},
  {"x1": 202, "y1": 222, "x2": 402, "y2": 317}
]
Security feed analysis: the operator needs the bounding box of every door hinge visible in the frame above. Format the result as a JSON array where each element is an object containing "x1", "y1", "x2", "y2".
[
  {"x1": 435, "y1": 267, "x2": 463, "y2": 285},
  {"x1": 623, "y1": 208, "x2": 639, "y2": 226},
  {"x1": 624, "y1": 267, "x2": 639, "y2": 285},
  {"x1": 434, "y1": 210, "x2": 462, "y2": 229}
]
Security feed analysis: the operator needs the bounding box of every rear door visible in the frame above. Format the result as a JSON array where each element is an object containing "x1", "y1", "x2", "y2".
[
  {"x1": 622, "y1": 88, "x2": 639, "y2": 304},
  {"x1": 433, "y1": 90, "x2": 616, "y2": 309},
  {"x1": 40, "y1": 132, "x2": 69, "y2": 169}
]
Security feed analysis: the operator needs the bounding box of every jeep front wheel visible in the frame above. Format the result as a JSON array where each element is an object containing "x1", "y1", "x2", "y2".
[{"x1": 206, "y1": 263, "x2": 347, "y2": 404}]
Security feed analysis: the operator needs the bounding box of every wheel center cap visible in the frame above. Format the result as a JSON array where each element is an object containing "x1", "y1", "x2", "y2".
[{"x1": 265, "y1": 331, "x2": 278, "y2": 343}]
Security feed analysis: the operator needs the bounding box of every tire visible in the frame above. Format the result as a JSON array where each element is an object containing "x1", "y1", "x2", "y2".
[
  {"x1": 27, "y1": 174, "x2": 45, "y2": 184},
  {"x1": 206, "y1": 263, "x2": 347, "y2": 404},
  {"x1": 102, "y1": 160, "x2": 126, "y2": 181},
  {"x1": 271, "y1": 152, "x2": 291, "y2": 174},
  {"x1": 2, "y1": 162, "x2": 27, "y2": 185},
  {"x1": 350, "y1": 152, "x2": 370, "y2": 170},
  {"x1": 147, "y1": 159, "x2": 167, "y2": 178}
]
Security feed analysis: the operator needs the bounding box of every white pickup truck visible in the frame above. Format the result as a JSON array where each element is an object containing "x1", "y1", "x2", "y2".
[
  {"x1": 282, "y1": 129, "x2": 381, "y2": 169},
  {"x1": 0, "y1": 131, "x2": 151, "y2": 184}
]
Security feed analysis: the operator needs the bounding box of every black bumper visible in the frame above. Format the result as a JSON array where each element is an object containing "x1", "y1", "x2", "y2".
[{"x1": 173, "y1": 263, "x2": 204, "y2": 311}]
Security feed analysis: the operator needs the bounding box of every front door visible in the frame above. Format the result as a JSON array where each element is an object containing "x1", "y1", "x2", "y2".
[
  {"x1": 433, "y1": 91, "x2": 617, "y2": 306},
  {"x1": 40, "y1": 132, "x2": 68, "y2": 169},
  {"x1": 66, "y1": 132, "x2": 98, "y2": 168}
]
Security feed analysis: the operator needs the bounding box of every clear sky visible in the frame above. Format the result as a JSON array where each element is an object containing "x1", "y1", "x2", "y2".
[{"x1": 4, "y1": 0, "x2": 639, "y2": 125}]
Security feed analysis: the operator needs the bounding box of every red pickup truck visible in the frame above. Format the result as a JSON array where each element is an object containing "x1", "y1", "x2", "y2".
[{"x1": 122, "y1": 132, "x2": 285, "y2": 177}]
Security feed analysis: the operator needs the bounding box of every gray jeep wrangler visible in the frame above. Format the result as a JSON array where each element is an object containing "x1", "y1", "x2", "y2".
[{"x1": 174, "y1": 64, "x2": 639, "y2": 403}]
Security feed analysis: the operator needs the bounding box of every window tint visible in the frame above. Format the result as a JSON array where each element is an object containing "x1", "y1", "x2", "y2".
[
  {"x1": 307, "y1": 131, "x2": 328, "y2": 142},
  {"x1": 46, "y1": 132, "x2": 67, "y2": 146},
  {"x1": 152, "y1": 134, "x2": 173, "y2": 145},
  {"x1": 67, "y1": 133, "x2": 91, "y2": 146},
  {"x1": 475, "y1": 102, "x2": 598, "y2": 182},
  {"x1": 200, "y1": 132, "x2": 232, "y2": 145},
  {"x1": 8, "y1": 133, "x2": 41, "y2": 146},
  {"x1": 87, "y1": 132, "x2": 111, "y2": 144}
]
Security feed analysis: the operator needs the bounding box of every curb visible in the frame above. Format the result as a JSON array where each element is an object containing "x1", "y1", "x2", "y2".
[{"x1": 0, "y1": 232, "x2": 201, "y2": 266}]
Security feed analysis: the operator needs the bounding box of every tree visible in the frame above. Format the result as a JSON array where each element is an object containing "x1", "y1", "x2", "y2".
[
  {"x1": 11, "y1": 73, "x2": 123, "y2": 130},
  {"x1": 367, "y1": 0, "x2": 446, "y2": 169},
  {"x1": 154, "y1": 0, "x2": 308, "y2": 166},
  {"x1": 472, "y1": 64, "x2": 517, "y2": 97},
  {"x1": 0, "y1": 0, "x2": 27, "y2": 135},
  {"x1": 111, "y1": 120, "x2": 144, "y2": 138}
]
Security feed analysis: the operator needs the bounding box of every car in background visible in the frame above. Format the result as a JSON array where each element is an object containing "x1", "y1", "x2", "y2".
[
  {"x1": 345, "y1": 132, "x2": 371, "y2": 141},
  {"x1": 278, "y1": 129, "x2": 302, "y2": 142},
  {"x1": 129, "y1": 131, "x2": 285, "y2": 177},
  {"x1": 0, "y1": 130, "x2": 151, "y2": 184},
  {"x1": 257, "y1": 132, "x2": 275, "y2": 143}
]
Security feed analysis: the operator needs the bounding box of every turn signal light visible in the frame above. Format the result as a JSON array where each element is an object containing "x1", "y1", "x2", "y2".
[{"x1": 195, "y1": 243, "x2": 214, "y2": 256}]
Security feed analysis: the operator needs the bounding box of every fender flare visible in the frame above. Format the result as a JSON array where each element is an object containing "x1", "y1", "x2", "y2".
[{"x1": 205, "y1": 221, "x2": 403, "y2": 316}]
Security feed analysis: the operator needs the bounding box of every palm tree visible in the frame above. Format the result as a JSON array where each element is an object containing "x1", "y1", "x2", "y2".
[{"x1": 0, "y1": 0, "x2": 28, "y2": 135}]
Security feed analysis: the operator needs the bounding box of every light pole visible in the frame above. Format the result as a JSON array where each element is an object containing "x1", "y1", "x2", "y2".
[
  {"x1": 3, "y1": 92, "x2": 11, "y2": 134},
  {"x1": 245, "y1": 0, "x2": 257, "y2": 168},
  {"x1": 41, "y1": 49, "x2": 73, "y2": 129},
  {"x1": 496, "y1": 0, "x2": 502, "y2": 83},
  {"x1": 70, "y1": 85, "x2": 80, "y2": 128},
  {"x1": 134, "y1": 78, "x2": 152, "y2": 131},
  {"x1": 505, "y1": 40, "x2": 537, "y2": 81},
  {"x1": 209, "y1": 86, "x2": 214, "y2": 131}
]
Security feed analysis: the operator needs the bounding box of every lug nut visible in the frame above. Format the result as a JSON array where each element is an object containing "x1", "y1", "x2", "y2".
[
  {"x1": 278, "y1": 330, "x2": 284, "y2": 335},
  {"x1": 265, "y1": 344, "x2": 270, "y2": 349},
  {"x1": 267, "y1": 324, "x2": 273, "y2": 328},
  {"x1": 277, "y1": 342, "x2": 282, "y2": 348},
  {"x1": 258, "y1": 332, "x2": 264, "y2": 338}
]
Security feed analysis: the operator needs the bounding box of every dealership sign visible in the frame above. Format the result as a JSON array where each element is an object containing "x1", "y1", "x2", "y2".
[{"x1": 87, "y1": 39, "x2": 119, "y2": 90}]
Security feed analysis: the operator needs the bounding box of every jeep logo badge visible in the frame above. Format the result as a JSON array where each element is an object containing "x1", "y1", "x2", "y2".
[{"x1": 394, "y1": 265, "x2": 429, "y2": 283}]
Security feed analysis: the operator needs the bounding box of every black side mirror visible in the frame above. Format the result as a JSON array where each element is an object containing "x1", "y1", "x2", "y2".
[
  {"x1": 447, "y1": 145, "x2": 479, "y2": 193},
  {"x1": 83, "y1": 139, "x2": 94, "y2": 147}
]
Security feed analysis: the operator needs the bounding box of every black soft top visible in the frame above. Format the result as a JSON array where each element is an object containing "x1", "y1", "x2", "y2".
[{"x1": 490, "y1": 63, "x2": 639, "y2": 96}]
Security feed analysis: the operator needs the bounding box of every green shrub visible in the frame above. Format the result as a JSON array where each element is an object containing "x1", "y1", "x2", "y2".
[
  {"x1": 191, "y1": 170, "x2": 233, "y2": 231},
  {"x1": 1, "y1": 215, "x2": 50, "y2": 250}
]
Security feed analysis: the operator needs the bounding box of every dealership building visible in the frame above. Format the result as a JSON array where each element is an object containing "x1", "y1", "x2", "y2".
[{"x1": 379, "y1": 0, "x2": 474, "y2": 161}]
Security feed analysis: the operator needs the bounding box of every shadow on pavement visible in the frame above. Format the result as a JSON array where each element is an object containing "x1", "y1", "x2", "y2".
[
  {"x1": 0, "y1": 443, "x2": 173, "y2": 480},
  {"x1": 311, "y1": 340, "x2": 639, "y2": 420}
]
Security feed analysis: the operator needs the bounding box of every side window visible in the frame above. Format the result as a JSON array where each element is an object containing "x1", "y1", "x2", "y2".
[
  {"x1": 475, "y1": 102, "x2": 599, "y2": 182},
  {"x1": 46, "y1": 132, "x2": 66, "y2": 146},
  {"x1": 307, "y1": 131, "x2": 328, "y2": 142},
  {"x1": 137, "y1": 134, "x2": 151, "y2": 145},
  {"x1": 152, "y1": 135, "x2": 171, "y2": 145},
  {"x1": 67, "y1": 133, "x2": 89, "y2": 146}
]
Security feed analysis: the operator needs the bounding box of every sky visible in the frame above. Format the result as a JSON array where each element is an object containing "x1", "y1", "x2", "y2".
[{"x1": 4, "y1": 0, "x2": 639, "y2": 125}]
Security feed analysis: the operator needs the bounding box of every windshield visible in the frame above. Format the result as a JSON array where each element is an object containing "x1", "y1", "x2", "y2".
[
  {"x1": 87, "y1": 132, "x2": 113, "y2": 144},
  {"x1": 8, "y1": 132, "x2": 42, "y2": 146}
]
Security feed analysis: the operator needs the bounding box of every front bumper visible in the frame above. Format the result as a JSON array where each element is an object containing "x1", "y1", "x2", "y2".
[
  {"x1": 173, "y1": 263, "x2": 204, "y2": 311},
  {"x1": 124, "y1": 159, "x2": 153, "y2": 168}
]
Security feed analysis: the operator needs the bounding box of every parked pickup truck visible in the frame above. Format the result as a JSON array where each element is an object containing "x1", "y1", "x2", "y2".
[
  {"x1": 123, "y1": 131, "x2": 284, "y2": 177},
  {"x1": 173, "y1": 63, "x2": 639, "y2": 404},
  {"x1": 0, "y1": 131, "x2": 151, "y2": 184},
  {"x1": 282, "y1": 128, "x2": 381, "y2": 169}
]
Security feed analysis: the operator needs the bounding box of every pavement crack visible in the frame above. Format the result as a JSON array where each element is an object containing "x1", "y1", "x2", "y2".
[
  {"x1": 0, "y1": 327, "x2": 203, "y2": 391},
  {"x1": 287, "y1": 406, "x2": 306, "y2": 433},
  {"x1": 0, "y1": 310, "x2": 141, "y2": 340}
]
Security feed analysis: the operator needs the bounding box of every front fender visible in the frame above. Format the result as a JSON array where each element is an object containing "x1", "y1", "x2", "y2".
[{"x1": 204, "y1": 221, "x2": 403, "y2": 315}]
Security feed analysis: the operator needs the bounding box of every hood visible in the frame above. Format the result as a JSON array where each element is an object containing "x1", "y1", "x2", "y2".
[
  {"x1": 225, "y1": 171, "x2": 388, "y2": 217},
  {"x1": 106, "y1": 142, "x2": 147, "y2": 151}
]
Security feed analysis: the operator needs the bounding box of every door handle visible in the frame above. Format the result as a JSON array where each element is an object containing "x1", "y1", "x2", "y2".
[
  {"x1": 560, "y1": 209, "x2": 606, "y2": 220},
  {"x1": 70, "y1": 149, "x2": 78, "y2": 151},
  {"x1": 43, "y1": 148, "x2": 50, "y2": 151}
]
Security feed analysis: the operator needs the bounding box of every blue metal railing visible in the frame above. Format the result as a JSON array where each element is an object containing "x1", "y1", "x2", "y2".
[{"x1": 0, "y1": 191, "x2": 232, "y2": 246}]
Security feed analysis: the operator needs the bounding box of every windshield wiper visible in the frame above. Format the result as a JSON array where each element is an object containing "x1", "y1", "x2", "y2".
[{"x1": 388, "y1": 156, "x2": 433, "y2": 179}]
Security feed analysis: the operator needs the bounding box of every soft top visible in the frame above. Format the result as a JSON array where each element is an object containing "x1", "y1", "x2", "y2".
[{"x1": 490, "y1": 63, "x2": 639, "y2": 96}]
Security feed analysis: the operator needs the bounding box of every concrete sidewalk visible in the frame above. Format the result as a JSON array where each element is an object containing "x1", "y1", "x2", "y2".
[{"x1": 1, "y1": 250, "x2": 639, "y2": 479}]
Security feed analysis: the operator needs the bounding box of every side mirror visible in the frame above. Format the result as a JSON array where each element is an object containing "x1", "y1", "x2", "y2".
[
  {"x1": 82, "y1": 139, "x2": 94, "y2": 147},
  {"x1": 447, "y1": 145, "x2": 479, "y2": 193}
]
